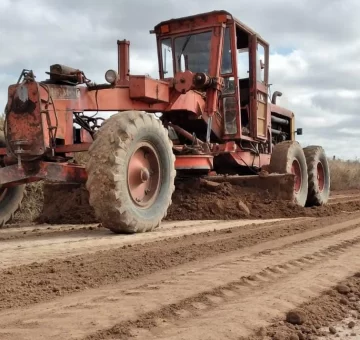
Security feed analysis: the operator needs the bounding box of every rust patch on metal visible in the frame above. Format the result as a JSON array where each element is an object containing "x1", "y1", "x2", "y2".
[
  {"x1": 6, "y1": 80, "x2": 45, "y2": 159},
  {"x1": 11, "y1": 84, "x2": 36, "y2": 114}
]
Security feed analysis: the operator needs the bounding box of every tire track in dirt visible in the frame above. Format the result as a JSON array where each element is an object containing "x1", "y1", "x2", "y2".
[
  {"x1": 244, "y1": 272, "x2": 360, "y2": 340},
  {"x1": 130, "y1": 242, "x2": 360, "y2": 340},
  {"x1": 97, "y1": 238, "x2": 360, "y2": 340},
  {"x1": 0, "y1": 218, "x2": 298, "y2": 269},
  {"x1": 2, "y1": 217, "x2": 360, "y2": 339},
  {"x1": 329, "y1": 190, "x2": 360, "y2": 201},
  {"x1": 329, "y1": 197, "x2": 360, "y2": 205},
  {"x1": 1, "y1": 210, "x2": 359, "y2": 269},
  {"x1": 0, "y1": 218, "x2": 287, "y2": 243},
  {"x1": 0, "y1": 218, "x2": 314, "y2": 311},
  {"x1": 1, "y1": 214, "x2": 360, "y2": 312},
  {"x1": 0, "y1": 223, "x2": 101, "y2": 241}
]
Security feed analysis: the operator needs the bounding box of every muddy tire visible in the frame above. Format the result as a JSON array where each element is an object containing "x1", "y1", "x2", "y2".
[
  {"x1": 85, "y1": 111, "x2": 176, "y2": 234},
  {"x1": 0, "y1": 132, "x2": 25, "y2": 227},
  {"x1": 303, "y1": 145, "x2": 330, "y2": 206},
  {"x1": 269, "y1": 141, "x2": 308, "y2": 207}
]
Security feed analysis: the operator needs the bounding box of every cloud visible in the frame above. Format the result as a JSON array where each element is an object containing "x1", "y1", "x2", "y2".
[{"x1": 0, "y1": 0, "x2": 359, "y2": 160}]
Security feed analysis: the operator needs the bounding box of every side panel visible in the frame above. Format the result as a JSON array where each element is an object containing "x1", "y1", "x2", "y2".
[
  {"x1": 255, "y1": 84, "x2": 267, "y2": 138},
  {"x1": 129, "y1": 76, "x2": 170, "y2": 104}
]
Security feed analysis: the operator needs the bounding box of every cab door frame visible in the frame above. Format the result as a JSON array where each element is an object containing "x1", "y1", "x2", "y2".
[
  {"x1": 249, "y1": 34, "x2": 270, "y2": 141},
  {"x1": 220, "y1": 24, "x2": 241, "y2": 139}
]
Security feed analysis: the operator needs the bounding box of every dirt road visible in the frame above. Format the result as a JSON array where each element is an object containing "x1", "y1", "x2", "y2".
[{"x1": 1, "y1": 190, "x2": 360, "y2": 340}]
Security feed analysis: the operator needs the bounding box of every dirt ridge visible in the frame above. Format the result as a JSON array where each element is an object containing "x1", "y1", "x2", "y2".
[
  {"x1": 2, "y1": 218, "x2": 360, "y2": 340},
  {"x1": 33, "y1": 180, "x2": 360, "y2": 225},
  {"x1": 84, "y1": 234, "x2": 360, "y2": 340},
  {"x1": 2, "y1": 191, "x2": 360, "y2": 339},
  {"x1": 1, "y1": 214, "x2": 360, "y2": 312}
]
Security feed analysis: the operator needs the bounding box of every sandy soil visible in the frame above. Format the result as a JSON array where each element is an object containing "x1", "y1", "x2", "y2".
[{"x1": 2, "y1": 188, "x2": 360, "y2": 339}]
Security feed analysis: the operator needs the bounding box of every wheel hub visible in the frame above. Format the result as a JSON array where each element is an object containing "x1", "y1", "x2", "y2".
[
  {"x1": 140, "y1": 168, "x2": 150, "y2": 182},
  {"x1": 317, "y1": 161, "x2": 325, "y2": 192},
  {"x1": 127, "y1": 142, "x2": 161, "y2": 208},
  {"x1": 291, "y1": 159, "x2": 302, "y2": 194}
]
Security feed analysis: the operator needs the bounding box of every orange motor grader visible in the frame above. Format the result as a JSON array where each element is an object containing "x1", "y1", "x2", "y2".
[{"x1": 1, "y1": 10, "x2": 330, "y2": 232}]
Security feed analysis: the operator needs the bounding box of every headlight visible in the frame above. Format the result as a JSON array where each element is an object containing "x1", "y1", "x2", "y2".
[{"x1": 105, "y1": 69, "x2": 118, "y2": 84}]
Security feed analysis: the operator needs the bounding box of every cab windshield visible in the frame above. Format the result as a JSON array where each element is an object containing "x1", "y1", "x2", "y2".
[{"x1": 161, "y1": 31, "x2": 212, "y2": 77}]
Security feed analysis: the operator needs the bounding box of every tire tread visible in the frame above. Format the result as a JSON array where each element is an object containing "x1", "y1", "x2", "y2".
[{"x1": 85, "y1": 111, "x2": 176, "y2": 233}]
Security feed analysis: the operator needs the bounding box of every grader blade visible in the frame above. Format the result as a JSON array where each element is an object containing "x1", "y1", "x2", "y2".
[{"x1": 204, "y1": 174, "x2": 296, "y2": 202}]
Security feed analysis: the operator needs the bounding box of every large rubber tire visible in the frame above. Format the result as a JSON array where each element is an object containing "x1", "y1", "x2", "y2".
[
  {"x1": 303, "y1": 145, "x2": 330, "y2": 206},
  {"x1": 85, "y1": 111, "x2": 176, "y2": 234},
  {"x1": 0, "y1": 132, "x2": 25, "y2": 227},
  {"x1": 269, "y1": 141, "x2": 308, "y2": 207}
]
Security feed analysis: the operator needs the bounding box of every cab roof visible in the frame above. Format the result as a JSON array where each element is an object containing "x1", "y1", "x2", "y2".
[{"x1": 153, "y1": 10, "x2": 263, "y2": 40}]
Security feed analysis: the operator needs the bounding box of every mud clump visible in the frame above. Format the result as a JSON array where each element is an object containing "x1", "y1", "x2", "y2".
[
  {"x1": 237, "y1": 200, "x2": 250, "y2": 216},
  {"x1": 329, "y1": 326, "x2": 337, "y2": 334},
  {"x1": 273, "y1": 331, "x2": 287, "y2": 340},
  {"x1": 337, "y1": 284, "x2": 351, "y2": 294},
  {"x1": 286, "y1": 309, "x2": 307, "y2": 325},
  {"x1": 348, "y1": 321, "x2": 356, "y2": 328},
  {"x1": 289, "y1": 334, "x2": 300, "y2": 340}
]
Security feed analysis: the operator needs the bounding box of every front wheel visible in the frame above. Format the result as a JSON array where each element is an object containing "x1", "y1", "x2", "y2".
[
  {"x1": 303, "y1": 145, "x2": 330, "y2": 206},
  {"x1": 85, "y1": 111, "x2": 176, "y2": 233}
]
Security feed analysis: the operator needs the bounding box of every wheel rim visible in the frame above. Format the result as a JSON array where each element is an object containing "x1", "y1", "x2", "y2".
[
  {"x1": 127, "y1": 142, "x2": 161, "y2": 208},
  {"x1": 291, "y1": 159, "x2": 302, "y2": 194},
  {"x1": 317, "y1": 161, "x2": 325, "y2": 192}
]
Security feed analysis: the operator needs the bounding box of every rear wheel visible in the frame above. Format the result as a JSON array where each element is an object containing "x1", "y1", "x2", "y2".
[
  {"x1": 85, "y1": 111, "x2": 176, "y2": 233},
  {"x1": 303, "y1": 145, "x2": 330, "y2": 206},
  {"x1": 0, "y1": 132, "x2": 25, "y2": 226},
  {"x1": 269, "y1": 141, "x2": 308, "y2": 207}
]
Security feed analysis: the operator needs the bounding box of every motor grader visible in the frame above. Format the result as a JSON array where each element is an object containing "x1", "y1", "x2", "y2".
[{"x1": 1, "y1": 10, "x2": 330, "y2": 233}]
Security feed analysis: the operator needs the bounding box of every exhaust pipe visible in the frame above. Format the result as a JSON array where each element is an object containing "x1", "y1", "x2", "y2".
[
  {"x1": 117, "y1": 40, "x2": 130, "y2": 83},
  {"x1": 271, "y1": 91, "x2": 282, "y2": 104}
]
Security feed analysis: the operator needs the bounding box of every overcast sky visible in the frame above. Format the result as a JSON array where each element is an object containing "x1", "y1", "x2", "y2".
[{"x1": 0, "y1": 0, "x2": 359, "y2": 160}]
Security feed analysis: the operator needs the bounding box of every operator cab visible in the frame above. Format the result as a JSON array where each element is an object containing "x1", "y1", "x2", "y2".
[{"x1": 153, "y1": 10, "x2": 270, "y2": 142}]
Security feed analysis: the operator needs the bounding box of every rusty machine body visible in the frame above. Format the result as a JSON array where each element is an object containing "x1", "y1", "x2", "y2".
[{"x1": 1, "y1": 10, "x2": 330, "y2": 232}]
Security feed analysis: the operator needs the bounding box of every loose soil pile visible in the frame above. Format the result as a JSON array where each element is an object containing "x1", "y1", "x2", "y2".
[
  {"x1": 168, "y1": 178, "x2": 315, "y2": 220},
  {"x1": 34, "y1": 178, "x2": 360, "y2": 225},
  {"x1": 35, "y1": 183, "x2": 96, "y2": 224},
  {"x1": 244, "y1": 273, "x2": 360, "y2": 340}
]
